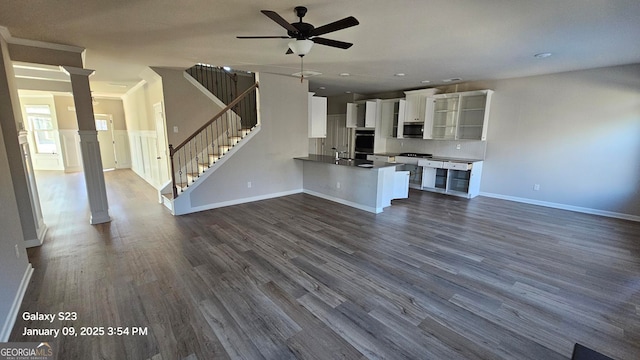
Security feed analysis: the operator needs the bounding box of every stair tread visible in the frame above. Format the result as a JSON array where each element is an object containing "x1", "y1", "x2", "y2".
[{"x1": 171, "y1": 125, "x2": 256, "y2": 198}]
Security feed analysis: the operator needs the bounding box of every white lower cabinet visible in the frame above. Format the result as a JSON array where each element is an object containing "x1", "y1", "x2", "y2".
[
  {"x1": 393, "y1": 171, "x2": 410, "y2": 199},
  {"x1": 418, "y1": 160, "x2": 483, "y2": 198}
]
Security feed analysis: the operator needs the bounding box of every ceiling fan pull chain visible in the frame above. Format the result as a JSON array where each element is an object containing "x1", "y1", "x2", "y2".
[{"x1": 300, "y1": 56, "x2": 304, "y2": 83}]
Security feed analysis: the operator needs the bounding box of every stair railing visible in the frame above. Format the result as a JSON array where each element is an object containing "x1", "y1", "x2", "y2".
[
  {"x1": 186, "y1": 64, "x2": 238, "y2": 106},
  {"x1": 169, "y1": 82, "x2": 259, "y2": 199}
]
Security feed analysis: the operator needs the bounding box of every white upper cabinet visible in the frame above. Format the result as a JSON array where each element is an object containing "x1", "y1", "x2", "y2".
[
  {"x1": 426, "y1": 90, "x2": 493, "y2": 141},
  {"x1": 403, "y1": 88, "x2": 438, "y2": 123},
  {"x1": 404, "y1": 92, "x2": 427, "y2": 123},
  {"x1": 364, "y1": 100, "x2": 378, "y2": 128},
  {"x1": 398, "y1": 88, "x2": 438, "y2": 139},
  {"x1": 346, "y1": 100, "x2": 380, "y2": 128},
  {"x1": 457, "y1": 91, "x2": 493, "y2": 140},
  {"x1": 346, "y1": 102, "x2": 357, "y2": 128},
  {"x1": 430, "y1": 93, "x2": 460, "y2": 140},
  {"x1": 396, "y1": 99, "x2": 407, "y2": 138},
  {"x1": 308, "y1": 93, "x2": 327, "y2": 138}
]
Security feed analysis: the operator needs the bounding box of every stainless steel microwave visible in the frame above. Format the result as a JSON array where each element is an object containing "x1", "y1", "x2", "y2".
[{"x1": 403, "y1": 123, "x2": 423, "y2": 138}]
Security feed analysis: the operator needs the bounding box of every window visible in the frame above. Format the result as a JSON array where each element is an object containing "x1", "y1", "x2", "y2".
[
  {"x1": 25, "y1": 105, "x2": 57, "y2": 154},
  {"x1": 95, "y1": 119, "x2": 108, "y2": 131}
]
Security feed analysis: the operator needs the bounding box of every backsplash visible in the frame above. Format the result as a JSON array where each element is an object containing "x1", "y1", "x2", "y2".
[{"x1": 385, "y1": 138, "x2": 487, "y2": 160}]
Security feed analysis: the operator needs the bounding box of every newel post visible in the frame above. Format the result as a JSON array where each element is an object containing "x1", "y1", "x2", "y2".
[{"x1": 169, "y1": 144, "x2": 177, "y2": 199}]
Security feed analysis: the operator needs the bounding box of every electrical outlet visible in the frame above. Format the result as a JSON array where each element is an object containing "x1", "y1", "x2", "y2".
[
  {"x1": 15, "y1": 244, "x2": 20, "y2": 258},
  {"x1": 247, "y1": 181, "x2": 252, "y2": 188},
  {"x1": 456, "y1": 143, "x2": 461, "y2": 150},
  {"x1": 534, "y1": 184, "x2": 540, "y2": 191},
  {"x1": 173, "y1": 126, "x2": 179, "y2": 133},
  {"x1": 336, "y1": 181, "x2": 341, "y2": 189}
]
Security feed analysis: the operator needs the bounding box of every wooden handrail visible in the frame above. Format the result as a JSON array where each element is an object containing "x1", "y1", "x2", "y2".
[{"x1": 171, "y1": 82, "x2": 259, "y2": 155}]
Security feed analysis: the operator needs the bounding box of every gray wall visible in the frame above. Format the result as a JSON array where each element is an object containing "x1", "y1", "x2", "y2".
[
  {"x1": 189, "y1": 73, "x2": 308, "y2": 207},
  {"x1": 152, "y1": 67, "x2": 224, "y2": 147},
  {"x1": 478, "y1": 64, "x2": 640, "y2": 218},
  {"x1": 0, "y1": 33, "x2": 31, "y2": 341}
]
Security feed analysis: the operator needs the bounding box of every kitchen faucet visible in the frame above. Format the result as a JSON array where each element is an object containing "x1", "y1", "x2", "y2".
[{"x1": 331, "y1": 147, "x2": 339, "y2": 160}]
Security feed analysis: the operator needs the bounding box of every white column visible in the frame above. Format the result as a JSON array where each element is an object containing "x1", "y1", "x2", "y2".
[
  {"x1": 18, "y1": 131, "x2": 47, "y2": 247},
  {"x1": 61, "y1": 66, "x2": 111, "y2": 224}
]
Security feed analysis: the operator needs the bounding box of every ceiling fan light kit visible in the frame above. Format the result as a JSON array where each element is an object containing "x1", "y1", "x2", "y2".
[
  {"x1": 237, "y1": 6, "x2": 359, "y2": 81},
  {"x1": 288, "y1": 39, "x2": 314, "y2": 56}
]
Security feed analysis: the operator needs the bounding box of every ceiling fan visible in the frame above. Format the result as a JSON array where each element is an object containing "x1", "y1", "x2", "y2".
[{"x1": 237, "y1": 6, "x2": 359, "y2": 57}]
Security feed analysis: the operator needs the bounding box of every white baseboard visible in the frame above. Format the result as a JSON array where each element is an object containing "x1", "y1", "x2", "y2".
[
  {"x1": 303, "y1": 189, "x2": 383, "y2": 214},
  {"x1": 177, "y1": 189, "x2": 304, "y2": 215},
  {"x1": 0, "y1": 264, "x2": 34, "y2": 342},
  {"x1": 24, "y1": 224, "x2": 47, "y2": 248},
  {"x1": 479, "y1": 192, "x2": 640, "y2": 222},
  {"x1": 89, "y1": 211, "x2": 112, "y2": 225}
]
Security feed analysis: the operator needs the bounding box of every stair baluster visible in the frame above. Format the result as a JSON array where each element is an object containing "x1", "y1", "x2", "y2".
[{"x1": 169, "y1": 82, "x2": 259, "y2": 198}]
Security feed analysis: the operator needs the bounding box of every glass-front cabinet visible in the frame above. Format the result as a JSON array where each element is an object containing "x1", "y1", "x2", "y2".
[
  {"x1": 431, "y1": 95, "x2": 459, "y2": 140},
  {"x1": 458, "y1": 94, "x2": 489, "y2": 140},
  {"x1": 426, "y1": 90, "x2": 493, "y2": 141}
]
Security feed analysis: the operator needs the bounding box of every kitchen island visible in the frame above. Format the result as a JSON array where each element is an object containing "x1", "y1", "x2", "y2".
[{"x1": 295, "y1": 155, "x2": 409, "y2": 213}]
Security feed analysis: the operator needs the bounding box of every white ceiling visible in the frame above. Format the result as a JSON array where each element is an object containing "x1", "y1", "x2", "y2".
[{"x1": 1, "y1": 0, "x2": 639, "y2": 96}]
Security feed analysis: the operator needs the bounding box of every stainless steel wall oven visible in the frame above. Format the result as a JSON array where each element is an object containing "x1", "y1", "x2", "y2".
[{"x1": 354, "y1": 129, "x2": 374, "y2": 159}]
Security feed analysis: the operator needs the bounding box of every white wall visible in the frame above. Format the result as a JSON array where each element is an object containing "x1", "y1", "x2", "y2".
[
  {"x1": 466, "y1": 64, "x2": 640, "y2": 218},
  {"x1": 122, "y1": 78, "x2": 165, "y2": 188},
  {"x1": 0, "y1": 32, "x2": 32, "y2": 342},
  {"x1": 187, "y1": 73, "x2": 308, "y2": 208}
]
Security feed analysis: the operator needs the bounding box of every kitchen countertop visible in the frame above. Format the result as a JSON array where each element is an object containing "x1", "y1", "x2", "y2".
[
  {"x1": 375, "y1": 153, "x2": 484, "y2": 163},
  {"x1": 420, "y1": 156, "x2": 484, "y2": 163},
  {"x1": 295, "y1": 155, "x2": 399, "y2": 169}
]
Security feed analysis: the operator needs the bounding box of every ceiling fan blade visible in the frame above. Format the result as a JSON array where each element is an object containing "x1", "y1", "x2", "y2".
[
  {"x1": 312, "y1": 37, "x2": 353, "y2": 49},
  {"x1": 237, "y1": 36, "x2": 291, "y2": 39},
  {"x1": 261, "y1": 10, "x2": 299, "y2": 34},
  {"x1": 310, "y1": 16, "x2": 359, "y2": 37},
  {"x1": 286, "y1": 48, "x2": 294, "y2": 55}
]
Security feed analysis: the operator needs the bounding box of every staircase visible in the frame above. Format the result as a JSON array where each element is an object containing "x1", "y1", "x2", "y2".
[
  {"x1": 163, "y1": 66, "x2": 259, "y2": 210},
  {"x1": 186, "y1": 64, "x2": 240, "y2": 106}
]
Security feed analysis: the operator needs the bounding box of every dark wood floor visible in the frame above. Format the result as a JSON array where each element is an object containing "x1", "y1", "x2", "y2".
[{"x1": 10, "y1": 169, "x2": 640, "y2": 360}]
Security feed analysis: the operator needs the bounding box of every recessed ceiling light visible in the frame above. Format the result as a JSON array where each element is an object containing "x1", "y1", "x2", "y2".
[
  {"x1": 339, "y1": 72, "x2": 350, "y2": 77},
  {"x1": 420, "y1": 80, "x2": 431, "y2": 84},
  {"x1": 442, "y1": 78, "x2": 462, "y2": 83},
  {"x1": 534, "y1": 52, "x2": 553, "y2": 59},
  {"x1": 394, "y1": 73, "x2": 406, "y2": 77},
  {"x1": 345, "y1": 91, "x2": 352, "y2": 94},
  {"x1": 318, "y1": 86, "x2": 326, "y2": 90}
]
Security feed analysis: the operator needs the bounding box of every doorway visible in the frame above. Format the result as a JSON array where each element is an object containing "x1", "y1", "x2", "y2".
[
  {"x1": 95, "y1": 114, "x2": 117, "y2": 169},
  {"x1": 153, "y1": 102, "x2": 170, "y2": 184}
]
